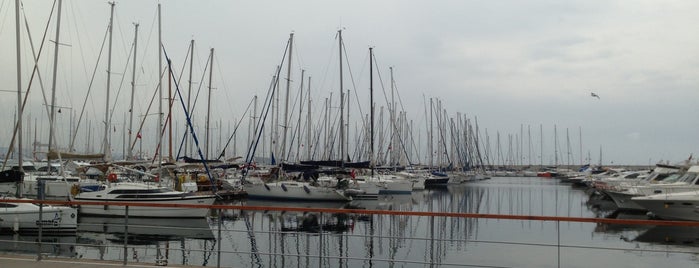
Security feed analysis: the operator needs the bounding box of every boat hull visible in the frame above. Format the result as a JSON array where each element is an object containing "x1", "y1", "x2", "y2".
[
  {"x1": 0, "y1": 203, "x2": 77, "y2": 233},
  {"x1": 245, "y1": 182, "x2": 351, "y2": 202},
  {"x1": 75, "y1": 196, "x2": 215, "y2": 218},
  {"x1": 632, "y1": 191, "x2": 699, "y2": 221}
]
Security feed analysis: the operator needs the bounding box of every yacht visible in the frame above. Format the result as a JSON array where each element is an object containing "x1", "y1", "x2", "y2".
[
  {"x1": 632, "y1": 190, "x2": 699, "y2": 221},
  {"x1": 74, "y1": 182, "x2": 216, "y2": 218},
  {"x1": 0, "y1": 196, "x2": 77, "y2": 233}
]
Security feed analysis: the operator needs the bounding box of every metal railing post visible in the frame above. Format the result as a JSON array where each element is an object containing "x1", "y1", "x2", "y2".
[
  {"x1": 430, "y1": 215, "x2": 435, "y2": 267},
  {"x1": 217, "y1": 208, "x2": 222, "y2": 268},
  {"x1": 37, "y1": 180, "x2": 45, "y2": 261},
  {"x1": 318, "y1": 212, "x2": 323, "y2": 268},
  {"x1": 123, "y1": 205, "x2": 129, "y2": 265}
]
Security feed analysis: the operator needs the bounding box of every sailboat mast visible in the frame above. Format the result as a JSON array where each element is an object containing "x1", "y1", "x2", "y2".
[
  {"x1": 157, "y1": 3, "x2": 163, "y2": 172},
  {"x1": 103, "y1": 1, "x2": 115, "y2": 161},
  {"x1": 295, "y1": 69, "x2": 304, "y2": 162},
  {"x1": 281, "y1": 33, "x2": 293, "y2": 162},
  {"x1": 48, "y1": 0, "x2": 63, "y2": 164},
  {"x1": 306, "y1": 77, "x2": 312, "y2": 160},
  {"x1": 338, "y1": 29, "x2": 345, "y2": 166},
  {"x1": 186, "y1": 39, "x2": 194, "y2": 157},
  {"x1": 128, "y1": 23, "x2": 139, "y2": 160},
  {"x1": 206, "y1": 48, "x2": 214, "y2": 159},
  {"x1": 15, "y1": 0, "x2": 22, "y2": 171},
  {"x1": 389, "y1": 67, "x2": 395, "y2": 167},
  {"x1": 369, "y1": 47, "x2": 374, "y2": 177}
]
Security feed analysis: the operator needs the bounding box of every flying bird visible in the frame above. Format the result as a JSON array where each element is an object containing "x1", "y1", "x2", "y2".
[{"x1": 590, "y1": 92, "x2": 600, "y2": 99}]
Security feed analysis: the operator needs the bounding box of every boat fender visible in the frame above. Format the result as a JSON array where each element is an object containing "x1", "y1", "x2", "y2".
[
  {"x1": 303, "y1": 185, "x2": 311, "y2": 194},
  {"x1": 281, "y1": 183, "x2": 288, "y2": 192},
  {"x1": 107, "y1": 173, "x2": 118, "y2": 182},
  {"x1": 264, "y1": 184, "x2": 271, "y2": 191},
  {"x1": 70, "y1": 184, "x2": 81, "y2": 196}
]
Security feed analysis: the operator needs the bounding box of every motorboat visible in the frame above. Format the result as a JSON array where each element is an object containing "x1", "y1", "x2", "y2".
[
  {"x1": 631, "y1": 190, "x2": 699, "y2": 221},
  {"x1": 605, "y1": 166, "x2": 692, "y2": 211},
  {"x1": 0, "y1": 196, "x2": 77, "y2": 233},
  {"x1": 74, "y1": 182, "x2": 216, "y2": 218}
]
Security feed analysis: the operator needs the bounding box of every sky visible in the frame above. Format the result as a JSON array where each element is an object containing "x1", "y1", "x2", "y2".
[{"x1": 0, "y1": 0, "x2": 698, "y2": 166}]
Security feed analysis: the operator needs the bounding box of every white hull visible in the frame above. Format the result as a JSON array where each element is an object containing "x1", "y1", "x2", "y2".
[
  {"x1": 245, "y1": 181, "x2": 351, "y2": 201},
  {"x1": 0, "y1": 200, "x2": 77, "y2": 233},
  {"x1": 632, "y1": 191, "x2": 699, "y2": 221},
  {"x1": 604, "y1": 190, "x2": 645, "y2": 211},
  {"x1": 76, "y1": 196, "x2": 214, "y2": 218},
  {"x1": 74, "y1": 182, "x2": 215, "y2": 218}
]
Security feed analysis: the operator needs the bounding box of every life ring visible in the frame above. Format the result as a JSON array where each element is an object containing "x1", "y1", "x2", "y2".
[{"x1": 107, "y1": 173, "x2": 118, "y2": 182}]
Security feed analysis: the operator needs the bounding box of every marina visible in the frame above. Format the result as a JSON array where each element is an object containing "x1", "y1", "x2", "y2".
[
  {"x1": 1, "y1": 176, "x2": 699, "y2": 267},
  {"x1": 2, "y1": 1, "x2": 699, "y2": 267}
]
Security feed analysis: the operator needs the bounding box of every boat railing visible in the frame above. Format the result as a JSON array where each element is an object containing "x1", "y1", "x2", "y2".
[{"x1": 2, "y1": 198, "x2": 699, "y2": 267}]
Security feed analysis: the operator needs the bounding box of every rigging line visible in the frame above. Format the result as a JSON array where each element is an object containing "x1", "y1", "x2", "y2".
[
  {"x1": 148, "y1": 44, "x2": 192, "y2": 163},
  {"x1": 283, "y1": 81, "x2": 304, "y2": 161},
  {"x1": 216, "y1": 96, "x2": 255, "y2": 160},
  {"x1": 163, "y1": 47, "x2": 218, "y2": 192},
  {"x1": 129, "y1": 66, "x2": 165, "y2": 153},
  {"x1": 69, "y1": 26, "x2": 109, "y2": 151},
  {"x1": 2, "y1": 0, "x2": 57, "y2": 171},
  {"x1": 244, "y1": 40, "x2": 289, "y2": 166},
  {"x1": 107, "y1": 40, "x2": 135, "y2": 131},
  {"x1": 373, "y1": 55, "x2": 414, "y2": 165},
  {"x1": 340, "y1": 38, "x2": 366, "y2": 125},
  {"x1": 113, "y1": 9, "x2": 131, "y2": 61},
  {"x1": 67, "y1": 0, "x2": 103, "y2": 127},
  {"x1": 189, "y1": 50, "x2": 211, "y2": 117},
  {"x1": 214, "y1": 53, "x2": 235, "y2": 116}
]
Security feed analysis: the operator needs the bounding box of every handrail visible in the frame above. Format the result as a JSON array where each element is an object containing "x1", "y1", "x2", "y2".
[{"x1": 5, "y1": 198, "x2": 699, "y2": 227}]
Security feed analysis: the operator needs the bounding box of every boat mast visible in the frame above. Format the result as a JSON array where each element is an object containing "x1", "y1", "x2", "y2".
[
  {"x1": 338, "y1": 29, "x2": 345, "y2": 166},
  {"x1": 186, "y1": 39, "x2": 194, "y2": 157},
  {"x1": 429, "y1": 98, "x2": 433, "y2": 169},
  {"x1": 206, "y1": 48, "x2": 214, "y2": 159},
  {"x1": 369, "y1": 47, "x2": 374, "y2": 177},
  {"x1": 102, "y1": 1, "x2": 115, "y2": 162},
  {"x1": 281, "y1": 33, "x2": 293, "y2": 162},
  {"x1": 295, "y1": 69, "x2": 304, "y2": 162},
  {"x1": 389, "y1": 67, "x2": 395, "y2": 167},
  {"x1": 47, "y1": 0, "x2": 63, "y2": 165},
  {"x1": 157, "y1": 3, "x2": 163, "y2": 173},
  {"x1": 127, "y1": 23, "x2": 139, "y2": 160},
  {"x1": 306, "y1": 76, "x2": 312, "y2": 160},
  {"x1": 15, "y1": 0, "x2": 22, "y2": 171}
]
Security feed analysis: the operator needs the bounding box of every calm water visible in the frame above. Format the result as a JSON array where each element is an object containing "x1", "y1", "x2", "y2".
[{"x1": 3, "y1": 177, "x2": 698, "y2": 267}]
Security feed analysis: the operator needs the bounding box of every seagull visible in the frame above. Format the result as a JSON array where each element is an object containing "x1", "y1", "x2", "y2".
[{"x1": 590, "y1": 92, "x2": 600, "y2": 99}]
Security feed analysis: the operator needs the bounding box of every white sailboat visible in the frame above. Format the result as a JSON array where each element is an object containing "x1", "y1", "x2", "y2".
[
  {"x1": 244, "y1": 180, "x2": 351, "y2": 202},
  {"x1": 74, "y1": 182, "x2": 216, "y2": 218},
  {"x1": 0, "y1": 196, "x2": 77, "y2": 233}
]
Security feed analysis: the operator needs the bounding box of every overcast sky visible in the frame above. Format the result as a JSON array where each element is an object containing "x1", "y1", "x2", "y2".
[{"x1": 1, "y1": 0, "x2": 698, "y2": 166}]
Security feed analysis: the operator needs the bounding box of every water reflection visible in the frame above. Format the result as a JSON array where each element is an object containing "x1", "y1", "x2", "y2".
[
  {"x1": 0, "y1": 234, "x2": 77, "y2": 257},
  {"x1": 76, "y1": 216, "x2": 215, "y2": 266},
  {"x1": 53, "y1": 177, "x2": 699, "y2": 267}
]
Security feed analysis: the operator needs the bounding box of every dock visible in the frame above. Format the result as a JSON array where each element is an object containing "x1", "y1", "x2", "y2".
[{"x1": 0, "y1": 254, "x2": 207, "y2": 268}]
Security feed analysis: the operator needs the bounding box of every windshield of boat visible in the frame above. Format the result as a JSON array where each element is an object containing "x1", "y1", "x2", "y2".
[
  {"x1": 655, "y1": 173, "x2": 680, "y2": 183},
  {"x1": 676, "y1": 172, "x2": 697, "y2": 183},
  {"x1": 108, "y1": 188, "x2": 172, "y2": 194}
]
